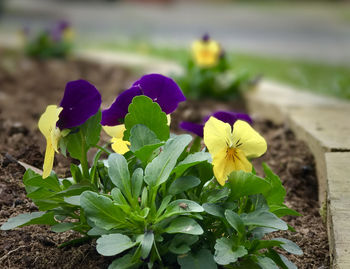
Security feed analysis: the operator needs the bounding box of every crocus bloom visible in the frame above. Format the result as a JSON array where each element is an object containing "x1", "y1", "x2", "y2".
[
  {"x1": 38, "y1": 80, "x2": 101, "y2": 178},
  {"x1": 180, "y1": 111, "x2": 252, "y2": 138},
  {"x1": 203, "y1": 117, "x2": 267, "y2": 186},
  {"x1": 192, "y1": 34, "x2": 221, "y2": 68}
]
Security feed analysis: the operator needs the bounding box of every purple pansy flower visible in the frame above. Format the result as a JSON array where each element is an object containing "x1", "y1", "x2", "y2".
[
  {"x1": 180, "y1": 110, "x2": 252, "y2": 138},
  {"x1": 57, "y1": 79, "x2": 101, "y2": 130},
  {"x1": 51, "y1": 20, "x2": 70, "y2": 42},
  {"x1": 101, "y1": 74, "x2": 186, "y2": 126}
]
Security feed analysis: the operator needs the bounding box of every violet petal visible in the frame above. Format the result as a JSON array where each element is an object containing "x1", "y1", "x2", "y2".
[
  {"x1": 133, "y1": 74, "x2": 186, "y2": 114},
  {"x1": 57, "y1": 80, "x2": 101, "y2": 130},
  {"x1": 204, "y1": 111, "x2": 252, "y2": 126},
  {"x1": 101, "y1": 86, "x2": 142, "y2": 126},
  {"x1": 180, "y1": 122, "x2": 204, "y2": 138}
]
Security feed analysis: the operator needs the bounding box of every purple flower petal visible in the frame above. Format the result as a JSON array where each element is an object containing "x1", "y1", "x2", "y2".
[
  {"x1": 133, "y1": 74, "x2": 186, "y2": 115},
  {"x1": 204, "y1": 111, "x2": 252, "y2": 126},
  {"x1": 101, "y1": 86, "x2": 142, "y2": 126},
  {"x1": 101, "y1": 74, "x2": 186, "y2": 126},
  {"x1": 57, "y1": 80, "x2": 101, "y2": 130},
  {"x1": 181, "y1": 111, "x2": 252, "y2": 137},
  {"x1": 180, "y1": 122, "x2": 204, "y2": 137},
  {"x1": 202, "y1": 33, "x2": 210, "y2": 42}
]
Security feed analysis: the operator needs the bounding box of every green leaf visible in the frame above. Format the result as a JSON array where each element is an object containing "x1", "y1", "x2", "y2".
[
  {"x1": 269, "y1": 205, "x2": 301, "y2": 218},
  {"x1": 23, "y1": 175, "x2": 61, "y2": 192},
  {"x1": 159, "y1": 200, "x2": 203, "y2": 221},
  {"x1": 70, "y1": 164, "x2": 83, "y2": 183},
  {"x1": 168, "y1": 176, "x2": 201, "y2": 195},
  {"x1": 124, "y1": 96, "x2": 169, "y2": 141},
  {"x1": 108, "y1": 254, "x2": 140, "y2": 269},
  {"x1": 64, "y1": 195, "x2": 81, "y2": 206},
  {"x1": 155, "y1": 195, "x2": 173, "y2": 218},
  {"x1": 108, "y1": 154, "x2": 131, "y2": 197},
  {"x1": 81, "y1": 110, "x2": 102, "y2": 146},
  {"x1": 111, "y1": 188, "x2": 130, "y2": 213},
  {"x1": 65, "y1": 131, "x2": 84, "y2": 160},
  {"x1": 172, "y1": 152, "x2": 211, "y2": 177},
  {"x1": 96, "y1": 234, "x2": 137, "y2": 256},
  {"x1": 203, "y1": 203, "x2": 225, "y2": 219},
  {"x1": 273, "y1": 238, "x2": 303, "y2": 255},
  {"x1": 165, "y1": 217, "x2": 203, "y2": 235},
  {"x1": 51, "y1": 223, "x2": 75, "y2": 233},
  {"x1": 214, "y1": 238, "x2": 247, "y2": 265},
  {"x1": 256, "y1": 256, "x2": 279, "y2": 269},
  {"x1": 241, "y1": 209, "x2": 288, "y2": 230},
  {"x1": 225, "y1": 210, "x2": 245, "y2": 236},
  {"x1": 1, "y1": 211, "x2": 57, "y2": 230},
  {"x1": 177, "y1": 249, "x2": 217, "y2": 269},
  {"x1": 203, "y1": 187, "x2": 230, "y2": 203},
  {"x1": 169, "y1": 234, "x2": 198, "y2": 255},
  {"x1": 130, "y1": 124, "x2": 160, "y2": 152},
  {"x1": 141, "y1": 231, "x2": 154, "y2": 259},
  {"x1": 53, "y1": 181, "x2": 94, "y2": 197},
  {"x1": 131, "y1": 168, "x2": 143, "y2": 200},
  {"x1": 227, "y1": 171, "x2": 271, "y2": 200},
  {"x1": 144, "y1": 134, "x2": 192, "y2": 187},
  {"x1": 134, "y1": 143, "x2": 164, "y2": 163},
  {"x1": 266, "y1": 249, "x2": 297, "y2": 269},
  {"x1": 80, "y1": 191, "x2": 126, "y2": 230},
  {"x1": 262, "y1": 164, "x2": 286, "y2": 205}
]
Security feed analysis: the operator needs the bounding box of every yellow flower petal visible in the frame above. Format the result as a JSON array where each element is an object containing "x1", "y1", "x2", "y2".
[
  {"x1": 42, "y1": 143, "x2": 55, "y2": 179},
  {"x1": 192, "y1": 40, "x2": 221, "y2": 67},
  {"x1": 167, "y1": 114, "x2": 171, "y2": 126},
  {"x1": 111, "y1": 138, "x2": 130, "y2": 154},
  {"x1": 203, "y1": 117, "x2": 233, "y2": 156},
  {"x1": 232, "y1": 120, "x2": 267, "y2": 158},
  {"x1": 212, "y1": 148, "x2": 236, "y2": 186},
  {"x1": 212, "y1": 148, "x2": 252, "y2": 186},
  {"x1": 38, "y1": 105, "x2": 63, "y2": 178},
  {"x1": 103, "y1": 124, "x2": 126, "y2": 139}
]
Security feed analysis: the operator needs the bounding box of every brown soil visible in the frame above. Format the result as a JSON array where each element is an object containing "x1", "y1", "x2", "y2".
[{"x1": 0, "y1": 53, "x2": 329, "y2": 268}]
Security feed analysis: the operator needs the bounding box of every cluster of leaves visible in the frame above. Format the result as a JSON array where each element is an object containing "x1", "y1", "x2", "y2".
[
  {"x1": 176, "y1": 56, "x2": 255, "y2": 100},
  {"x1": 22, "y1": 25, "x2": 73, "y2": 59},
  {"x1": 1, "y1": 95, "x2": 302, "y2": 268}
]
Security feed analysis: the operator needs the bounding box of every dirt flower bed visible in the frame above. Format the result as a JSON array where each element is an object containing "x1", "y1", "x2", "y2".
[{"x1": 0, "y1": 54, "x2": 329, "y2": 268}]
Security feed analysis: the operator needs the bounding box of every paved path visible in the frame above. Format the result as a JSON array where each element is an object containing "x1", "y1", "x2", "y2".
[{"x1": 1, "y1": 0, "x2": 350, "y2": 65}]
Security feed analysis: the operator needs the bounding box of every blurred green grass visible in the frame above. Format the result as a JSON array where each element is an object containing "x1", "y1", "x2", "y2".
[{"x1": 83, "y1": 41, "x2": 350, "y2": 100}]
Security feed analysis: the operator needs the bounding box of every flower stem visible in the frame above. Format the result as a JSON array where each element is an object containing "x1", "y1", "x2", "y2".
[{"x1": 80, "y1": 131, "x2": 90, "y2": 179}]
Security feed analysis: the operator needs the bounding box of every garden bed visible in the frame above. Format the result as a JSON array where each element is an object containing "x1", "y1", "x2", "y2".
[{"x1": 0, "y1": 54, "x2": 329, "y2": 268}]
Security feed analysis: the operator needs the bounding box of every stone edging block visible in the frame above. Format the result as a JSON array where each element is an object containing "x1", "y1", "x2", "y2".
[{"x1": 245, "y1": 80, "x2": 350, "y2": 269}]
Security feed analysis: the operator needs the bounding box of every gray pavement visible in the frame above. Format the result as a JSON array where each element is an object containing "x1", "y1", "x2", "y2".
[{"x1": 1, "y1": 0, "x2": 350, "y2": 65}]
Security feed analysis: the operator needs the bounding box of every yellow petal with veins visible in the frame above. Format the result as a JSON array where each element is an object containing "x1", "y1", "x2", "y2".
[
  {"x1": 38, "y1": 105, "x2": 63, "y2": 178},
  {"x1": 232, "y1": 120, "x2": 267, "y2": 158},
  {"x1": 111, "y1": 138, "x2": 130, "y2": 154},
  {"x1": 203, "y1": 117, "x2": 233, "y2": 156}
]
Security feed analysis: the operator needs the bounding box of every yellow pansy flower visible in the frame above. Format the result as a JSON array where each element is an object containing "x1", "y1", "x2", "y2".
[
  {"x1": 103, "y1": 115, "x2": 171, "y2": 154},
  {"x1": 192, "y1": 37, "x2": 221, "y2": 68},
  {"x1": 103, "y1": 125, "x2": 130, "y2": 154},
  {"x1": 203, "y1": 117, "x2": 267, "y2": 186},
  {"x1": 38, "y1": 105, "x2": 63, "y2": 178}
]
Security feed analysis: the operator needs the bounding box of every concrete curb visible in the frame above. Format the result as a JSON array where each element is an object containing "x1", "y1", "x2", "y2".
[{"x1": 244, "y1": 81, "x2": 350, "y2": 269}]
